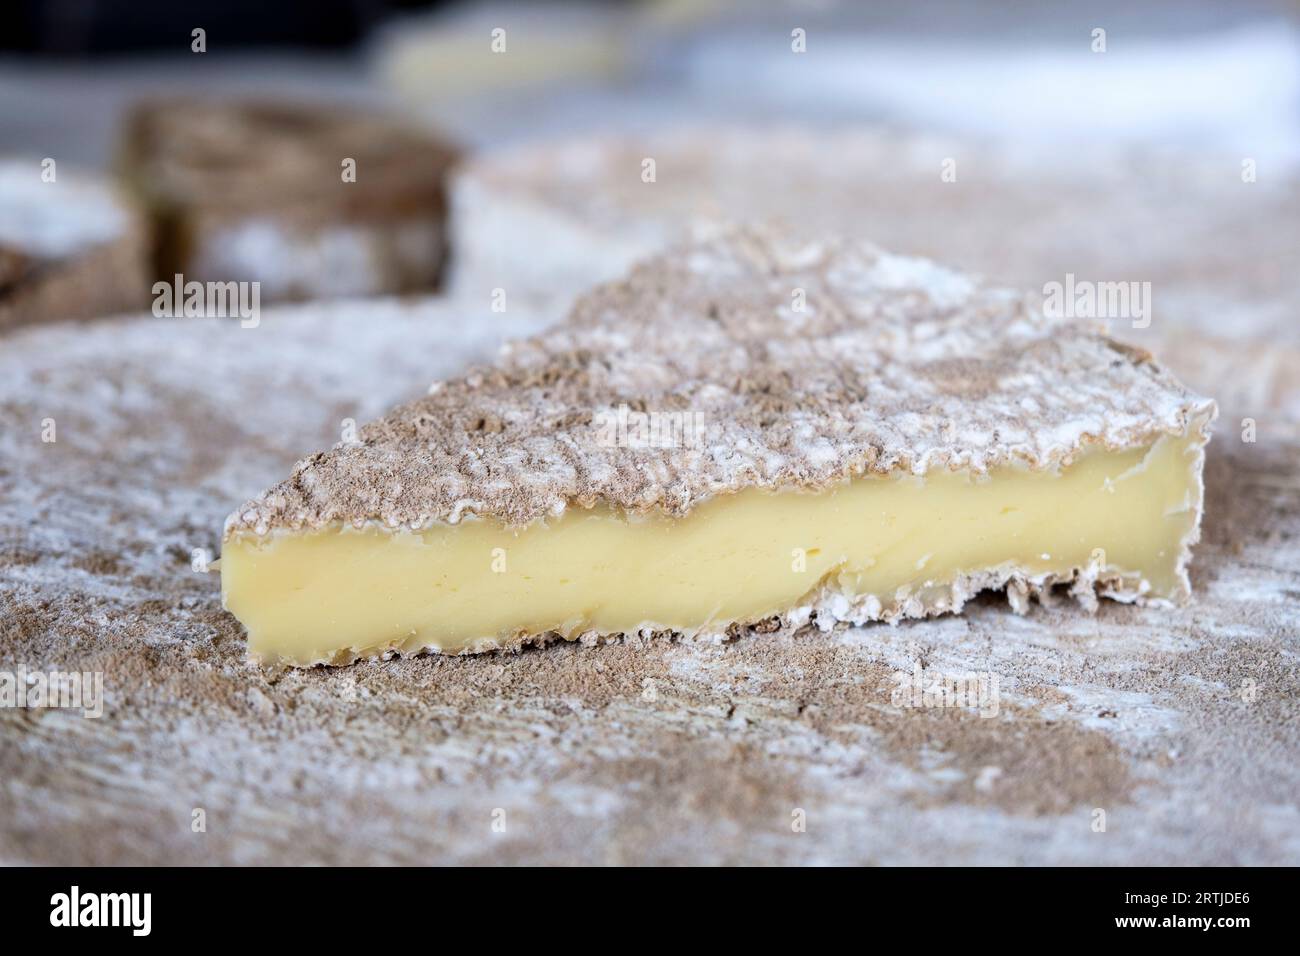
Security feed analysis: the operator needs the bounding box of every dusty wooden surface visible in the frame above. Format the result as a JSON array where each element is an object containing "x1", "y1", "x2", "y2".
[
  {"x1": 3, "y1": 131, "x2": 1299, "y2": 863},
  {"x1": 1, "y1": 288, "x2": 1297, "y2": 865}
]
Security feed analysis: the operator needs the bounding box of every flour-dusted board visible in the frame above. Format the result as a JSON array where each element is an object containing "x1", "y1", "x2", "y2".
[{"x1": 1, "y1": 291, "x2": 1297, "y2": 865}]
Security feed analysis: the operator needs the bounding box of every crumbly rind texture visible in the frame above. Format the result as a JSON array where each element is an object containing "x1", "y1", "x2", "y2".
[{"x1": 227, "y1": 228, "x2": 1215, "y2": 531}]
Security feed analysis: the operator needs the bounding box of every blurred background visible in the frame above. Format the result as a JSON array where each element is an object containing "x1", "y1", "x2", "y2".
[
  {"x1": 2, "y1": 0, "x2": 1298, "y2": 380},
  {"x1": 4, "y1": 0, "x2": 1299, "y2": 162}
]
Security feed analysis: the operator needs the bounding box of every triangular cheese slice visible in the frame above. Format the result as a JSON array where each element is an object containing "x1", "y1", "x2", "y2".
[{"x1": 222, "y1": 228, "x2": 1215, "y2": 667}]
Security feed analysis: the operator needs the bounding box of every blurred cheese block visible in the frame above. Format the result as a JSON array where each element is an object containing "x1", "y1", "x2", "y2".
[
  {"x1": 375, "y1": 2, "x2": 630, "y2": 104},
  {"x1": 118, "y1": 99, "x2": 458, "y2": 303},
  {"x1": 0, "y1": 161, "x2": 146, "y2": 332},
  {"x1": 449, "y1": 126, "x2": 1300, "y2": 346}
]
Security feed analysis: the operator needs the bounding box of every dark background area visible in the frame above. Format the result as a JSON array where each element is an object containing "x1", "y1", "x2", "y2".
[{"x1": 2, "y1": 0, "x2": 446, "y2": 53}]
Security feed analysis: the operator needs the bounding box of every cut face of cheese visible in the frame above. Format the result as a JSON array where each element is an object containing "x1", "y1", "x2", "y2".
[
  {"x1": 221, "y1": 227, "x2": 1216, "y2": 667},
  {"x1": 223, "y1": 426, "x2": 1205, "y2": 665}
]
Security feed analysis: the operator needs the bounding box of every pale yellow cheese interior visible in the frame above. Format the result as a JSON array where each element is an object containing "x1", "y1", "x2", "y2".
[{"x1": 222, "y1": 429, "x2": 1204, "y2": 665}]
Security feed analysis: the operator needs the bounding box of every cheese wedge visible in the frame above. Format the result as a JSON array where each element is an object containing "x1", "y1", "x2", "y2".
[{"x1": 221, "y1": 229, "x2": 1215, "y2": 667}]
